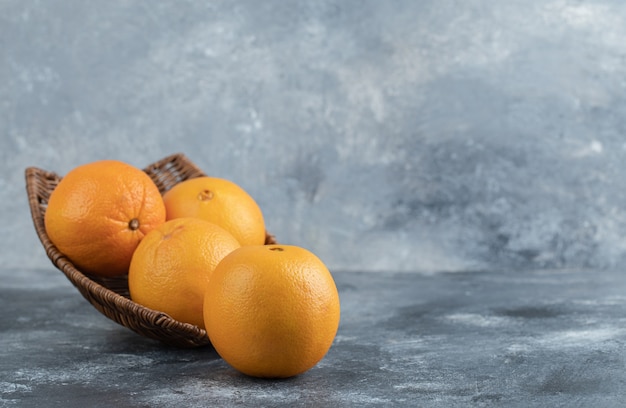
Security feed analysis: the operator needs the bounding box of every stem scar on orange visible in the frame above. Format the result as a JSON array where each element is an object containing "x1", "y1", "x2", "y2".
[
  {"x1": 44, "y1": 160, "x2": 166, "y2": 277},
  {"x1": 203, "y1": 245, "x2": 341, "y2": 378},
  {"x1": 162, "y1": 176, "x2": 266, "y2": 246}
]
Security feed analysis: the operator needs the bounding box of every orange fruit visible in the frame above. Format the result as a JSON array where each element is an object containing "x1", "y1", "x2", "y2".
[
  {"x1": 162, "y1": 176, "x2": 265, "y2": 246},
  {"x1": 128, "y1": 217, "x2": 240, "y2": 329},
  {"x1": 44, "y1": 160, "x2": 166, "y2": 277},
  {"x1": 203, "y1": 244, "x2": 341, "y2": 378}
]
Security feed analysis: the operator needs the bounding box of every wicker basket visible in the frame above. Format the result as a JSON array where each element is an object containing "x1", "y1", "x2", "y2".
[{"x1": 25, "y1": 153, "x2": 276, "y2": 348}]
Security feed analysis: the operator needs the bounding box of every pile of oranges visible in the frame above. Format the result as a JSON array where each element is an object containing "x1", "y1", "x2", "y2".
[{"x1": 43, "y1": 159, "x2": 340, "y2": 378}]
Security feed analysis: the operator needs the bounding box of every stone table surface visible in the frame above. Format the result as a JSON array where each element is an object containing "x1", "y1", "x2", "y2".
[{"x1": 2, "y1": 266, "x2": 626, "y2": 407}]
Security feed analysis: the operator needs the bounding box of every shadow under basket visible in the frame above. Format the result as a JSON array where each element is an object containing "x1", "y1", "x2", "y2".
[{"x1": 25, "y1": 153, "x2": 277, "y2": 348}]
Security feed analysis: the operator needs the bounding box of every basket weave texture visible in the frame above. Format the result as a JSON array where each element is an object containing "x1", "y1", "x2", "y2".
[{"x1": 25, "y1": 153, "x2": 276, "y2": 348}]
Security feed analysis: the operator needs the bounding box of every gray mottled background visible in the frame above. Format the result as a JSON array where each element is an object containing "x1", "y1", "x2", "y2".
[{"x1": 3, "y1": 0, "x2": 626, "y2": 273}]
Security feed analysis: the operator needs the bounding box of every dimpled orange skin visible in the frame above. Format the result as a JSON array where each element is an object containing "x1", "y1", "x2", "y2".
[
  {"x1": 203, "y1": 245, "x2": 341, "y2": 378},
  {"x1": 128, "y1": 218, "x2": 240, "y2": 329},
  {"x1": 44, "y1": 160, "x2": 166, "y2": 277},
  {"x1": 162, "y1": 176, "x2": 266, "y2": 246}
]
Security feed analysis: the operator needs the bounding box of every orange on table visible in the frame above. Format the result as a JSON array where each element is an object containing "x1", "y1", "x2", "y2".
[
  {"x1": 203, "y1": 244, "x2": 341, "y2": 378},
  {"x1": 128, "y1": 217, "x2": 240, "y2": 329},
  {"x1": 44, "y1": 160, "x2": 166, "y2": 277},
  {"x1": 162, "y1": 176, "x2": 265, "y2": 246}
]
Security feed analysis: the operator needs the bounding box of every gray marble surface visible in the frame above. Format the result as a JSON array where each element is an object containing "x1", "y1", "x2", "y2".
[
  {"x1": 4, "y1": 0, "x2": 626, "y2": 274},
  {"x1": 2, "y1": 266, "x2": 626, "y2": 407}
]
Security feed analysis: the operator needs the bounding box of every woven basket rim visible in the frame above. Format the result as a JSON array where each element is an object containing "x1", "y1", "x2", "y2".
[{"x1": 25, "y1": 152, "x2": 273, "y2": 347}]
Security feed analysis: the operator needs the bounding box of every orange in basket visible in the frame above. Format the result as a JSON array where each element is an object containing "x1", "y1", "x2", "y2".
[
  {"x1": 128, "y1": 217, "x2": 240, "y2": 330},
  {"x1": 44, "y1": 159, "x2": 166, "y2": 277},
  {"x1": 163, "y1": 176, "x2": 266, "y2": 246}
]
